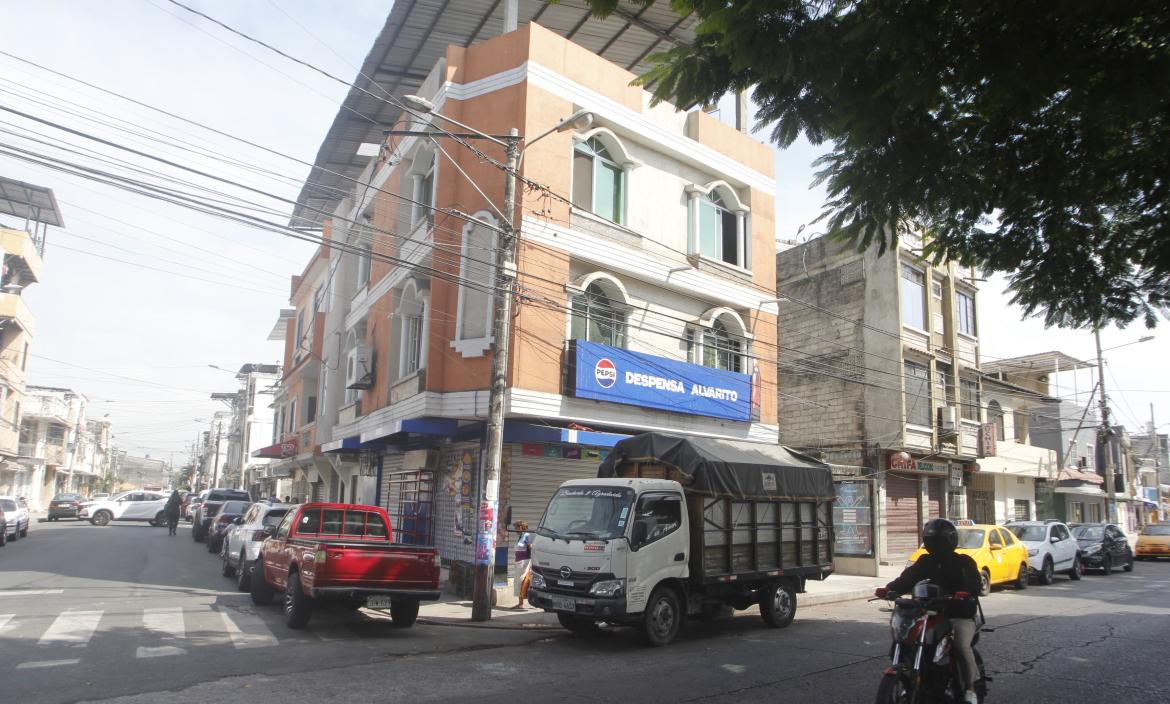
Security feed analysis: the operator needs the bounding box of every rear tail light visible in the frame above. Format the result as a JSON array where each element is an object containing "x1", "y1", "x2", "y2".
[
  {"x1": 314, "y1": 543, "x2": 328, "y2": 565},
  {"x1": 432, "y1": 553, "x2": 442, "y2": 571}
]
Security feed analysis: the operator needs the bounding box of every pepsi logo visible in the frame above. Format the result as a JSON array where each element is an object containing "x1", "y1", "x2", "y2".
[{"x1": 594, "y1": 358, "x2": 617, "y2": 388}]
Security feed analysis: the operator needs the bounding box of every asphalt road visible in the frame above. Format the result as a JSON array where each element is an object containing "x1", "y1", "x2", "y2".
[{"x1": 2, "y1": 518, "x2": 1168, "y2": 704}]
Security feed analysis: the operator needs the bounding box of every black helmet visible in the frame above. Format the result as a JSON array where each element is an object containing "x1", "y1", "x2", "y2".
[{"x1": 922, "y1": 518, "x2": 959, "y2": 556}]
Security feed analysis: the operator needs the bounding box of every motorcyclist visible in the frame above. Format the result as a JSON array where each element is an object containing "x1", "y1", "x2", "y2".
[{"x1": 874, "y1": 518, "x2": 982, "y2": 704}]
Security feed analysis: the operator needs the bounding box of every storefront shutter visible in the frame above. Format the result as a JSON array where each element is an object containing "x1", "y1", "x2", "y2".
[
  {"x1": 886, "y1": 473, "x2": 921, "y2": 557},
  {"x1": 508, "y1": 450, "x2": 604, "y2": 532},
  {"x1": 926, "y1": 477, "x2": 944, "y2": 521}
]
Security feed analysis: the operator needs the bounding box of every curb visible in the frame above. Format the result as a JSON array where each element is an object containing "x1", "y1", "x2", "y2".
[
  {"x1": 417, "y1": 617, "x2": 562, "y2": 631},
  {"x1": 801, "y1": 589, "x2": 875, "y2": 607}
]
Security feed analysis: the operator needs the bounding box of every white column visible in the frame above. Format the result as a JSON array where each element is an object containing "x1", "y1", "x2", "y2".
[
  {"x1": 420, "y1": 294, "x2": 431, "y2": 370},
  {"x1": 687, "y1": 190, "x2": 701, "y2": 255},
  {"x1": 503, "y1": 0, "x2": 519, "y2": 33}
]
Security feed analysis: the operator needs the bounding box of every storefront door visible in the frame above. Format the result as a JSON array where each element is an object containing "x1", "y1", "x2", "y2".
[{"x1": 886, "y1": 474, "x2": 921, "y2": 558}]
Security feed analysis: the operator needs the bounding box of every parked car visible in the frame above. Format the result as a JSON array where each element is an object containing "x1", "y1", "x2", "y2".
[
  {"x1": 1071, "y1": 522, "x2": 1135, "y2": 574},
  {"x1": 0, "y1": 501, "x2": 6, "y2": 547},
  {"x1": 1136, "y1": 523, "x2": 1170, "y2": 560},
  {"x1": 1004, "y1": 520, "x2": 1083, "y2": 584},
  {"x1": 48, "y1": 492, "x2": 86, "y2": 521},
  {"x1": 220, "y1": 502, "x2": 292, "y2": 590},
  {"x1": 90, "y1": 492, "x2": 110, "y2": 501},
  {"x1": 909, "y1": 523, "x2": 1030, "y2": 595},
  {"x1": 192, "y1": 488, "x2": 250, "y2": 541},
  {"x1": 0, "y1": 496, "x2": 30, "y2": 540},
  {"x1": 84, "y1": 491, "x2": 169, "y2": 526},
  {"x1": 206, "y1": 500, "x2": 251, "y2": 553},
  {"x1": 186, "y1": 491, "x2": 206, "y2": 522},
  {"x1": 250, "y1": 502, "x2": 441, "y2": 629}
]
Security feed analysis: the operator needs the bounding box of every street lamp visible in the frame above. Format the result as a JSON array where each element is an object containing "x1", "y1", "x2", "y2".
[{"x1": 401, "y1": 95, "x2": 592, "y2": 621}]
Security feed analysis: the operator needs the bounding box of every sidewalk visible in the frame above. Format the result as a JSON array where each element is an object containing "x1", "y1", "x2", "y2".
[{"x1": 417, "y1": 566, "x2": 902, "y2": 630}]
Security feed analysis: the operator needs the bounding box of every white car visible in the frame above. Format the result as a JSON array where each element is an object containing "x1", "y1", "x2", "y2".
[
  {"x1": 220, "y1": 502, "x2": 293, "y2": 590},
  {"x1": 0, "y1": 496, "x2": 30, "y2": 540},
  {"x1": 1004, "y1": 520, "x2": 1082, "y2": 584},
  {"x1": 84, "y1": 491, "x2": 169, "y2": 527}
]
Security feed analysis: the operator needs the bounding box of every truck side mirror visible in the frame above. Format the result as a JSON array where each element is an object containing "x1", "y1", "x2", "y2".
[{"x1": 631, "y1": 521, "x2": 648, "y2": 548}]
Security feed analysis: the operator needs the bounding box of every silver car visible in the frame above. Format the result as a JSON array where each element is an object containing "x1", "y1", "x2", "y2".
[
  {"x1": 220, "y1": 502, "x2": 292, "y2": 590},
  {"x1": 0, "y1": 496, "x2": 29, "y2": 540}
]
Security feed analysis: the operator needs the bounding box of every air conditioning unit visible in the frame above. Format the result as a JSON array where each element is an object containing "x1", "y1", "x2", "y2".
[
  {"x1": 937, "y1": 406, "x2": 959, "y2": 436},
  {"x1": 346, "y1": 344, "x2": 375, "y2": 390}
]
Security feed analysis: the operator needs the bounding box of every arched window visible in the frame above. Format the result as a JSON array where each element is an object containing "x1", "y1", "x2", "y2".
[
  {"x1": 688, "y1": 182, "x2": 749, "y2": 268},
  {"x1": 571, "y1": 281, "x2": 627, "y2": 348},
  {"x1": 988, "y1": 400, "x2": 1005, "y2": 441},
  {"x1": 703, "y1": 318, "x2": 743, "y2": 373},
  {"x1": 572, "y1": 137, "x2": 624, "y2": 224}
]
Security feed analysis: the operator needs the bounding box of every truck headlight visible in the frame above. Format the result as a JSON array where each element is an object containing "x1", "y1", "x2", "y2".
[
  {"x1": 529, "y1": 572, "x2": 546, "y2": 590},
  {"x1": 1027, "y1": 548, "x2": 1039, "y2": 557},
  {"x1": 589, "y1": 579, "x2": 625, "y2": 598}
]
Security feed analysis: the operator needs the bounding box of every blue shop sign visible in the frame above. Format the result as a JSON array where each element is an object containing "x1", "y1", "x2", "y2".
[{"x1": 570, "y1": 340, "x2": 753, "y2": 421}]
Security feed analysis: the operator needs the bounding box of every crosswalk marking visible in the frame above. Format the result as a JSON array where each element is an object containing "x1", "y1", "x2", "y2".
[
  {"x1": 136, "y1": 645, "x2": 186, "y2": 658},
  {"x1": 16, "y1": 659, "x2": 80, "y2": 669},
  {"x1": 0, "y1": 614, "x2": 14, "y2": 632},
  {"x1": 143, "y1": 608, "x2": 185, "y2": 641},
  {"x1": 218, "y1": 609, "x2": 278, "y2": 649},
  {"x1": 0, "y1": 589, "x2": 64, "y2": 597},
  {"x1": 38, "y1": 610, "x2": 102, "y2": 646}
]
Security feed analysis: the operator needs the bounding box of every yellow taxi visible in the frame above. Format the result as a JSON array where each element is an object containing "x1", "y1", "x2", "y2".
[
  {"x1": 909, "y1": 522, "x2": 1030, "y2": 596},
  {"x1": 1136, "y1": 523, "x2": 1170, "y2": 560}
]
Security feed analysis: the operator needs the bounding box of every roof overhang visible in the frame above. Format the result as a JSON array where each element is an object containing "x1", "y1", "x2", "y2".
[
  {"x1": 983, "y1": 351, "x2": 1094, "y2": 377},
  {"x1": 267, "y1": 309, "x2": 295, "y2": 342},
  {"x1": 0, "y1": 177, "x2": 64, "y2": 227},
  {"x1": 290, "y1": 0, "x2": 696, "y2": 228}
]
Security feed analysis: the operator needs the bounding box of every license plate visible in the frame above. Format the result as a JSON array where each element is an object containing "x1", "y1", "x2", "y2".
[
  {"x1": 366, "y1": 596, "x2": 392, "y2": 609},
  {"x1": 551, "y1": 597, "x2": 576, "y2": 612}
]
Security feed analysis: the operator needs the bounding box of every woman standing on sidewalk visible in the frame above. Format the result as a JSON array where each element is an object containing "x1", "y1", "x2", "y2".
[{"x1": 512, "y1": 521, "x2": 533, "y2": 608}]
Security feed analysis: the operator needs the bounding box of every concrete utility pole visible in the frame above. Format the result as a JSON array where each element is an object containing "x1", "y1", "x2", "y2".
[
  {"x1": 1094, "y1": 328, "x2": 1117, "y2": 523},
  {"x1": 472, "y1": 129, "x2": 521, "y2": 622},
  {"x1": 211, "y1": 421, "x2": 222, "y2": 489}
]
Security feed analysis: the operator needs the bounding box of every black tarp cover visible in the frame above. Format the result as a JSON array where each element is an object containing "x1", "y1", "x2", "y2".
[{"x1": 598, "y1": 433, "x2": 835, "y2": 501}]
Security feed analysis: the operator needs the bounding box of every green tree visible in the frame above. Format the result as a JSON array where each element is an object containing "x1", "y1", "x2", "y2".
[{"x1": 583, "y1": 1, "x2": 1170, "y2": 328}]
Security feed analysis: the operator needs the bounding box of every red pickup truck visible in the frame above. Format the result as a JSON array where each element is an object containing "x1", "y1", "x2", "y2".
[{"x1": 249, "y1": 502, "x2": 440, "y2": 629}]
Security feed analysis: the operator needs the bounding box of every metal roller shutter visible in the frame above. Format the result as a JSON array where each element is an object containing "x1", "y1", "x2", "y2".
[
  {"x1": 508, "y1": 450, "x2": 603, "y2": 531},
  {"x1": 968, "y1": 472, "x2": 995, "y2": 525},
  {"x1": 926, "y1": 477, "x2": 944, "y2": 521},
  {"x1": 886, "y1": 473, "x2": 921, "y2": 558},
  {"x1": 379, "y1": 453, "x2": 406, "y2": 537}
]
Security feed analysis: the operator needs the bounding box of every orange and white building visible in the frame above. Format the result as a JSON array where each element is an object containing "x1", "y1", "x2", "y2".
[{"x1": 269, "y1": 4, "x2": 780, "y2": 592}]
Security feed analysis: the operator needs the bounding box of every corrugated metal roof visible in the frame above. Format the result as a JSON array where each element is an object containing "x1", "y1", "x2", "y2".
[
  {"x1": 290, "y1": 0, "x2": 695, "y2": 228},
  {"x1": 0, "y1": 176, "x2": 64, "y2": 227}
]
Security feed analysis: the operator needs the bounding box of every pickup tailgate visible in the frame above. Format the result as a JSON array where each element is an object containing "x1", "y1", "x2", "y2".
[{"x1": 312, "y1": 541, "x2": 439, "y2": 591}]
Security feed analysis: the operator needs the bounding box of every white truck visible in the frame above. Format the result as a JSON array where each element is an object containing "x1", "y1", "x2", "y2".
[{"x1": 528, "y1": 433, "x2": 836, "y2": 645}]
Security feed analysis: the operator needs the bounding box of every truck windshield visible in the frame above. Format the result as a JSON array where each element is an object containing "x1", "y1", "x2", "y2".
[{"x1": 539, "y1": 486, "x2": 634, "y2": 540}]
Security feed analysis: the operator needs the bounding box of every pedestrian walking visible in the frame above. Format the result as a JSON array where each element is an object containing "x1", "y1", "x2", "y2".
[
  {"x1": 163, "y1": 490, "x2": 182, "y2": 536},
  {"x1": 512, "y1": 520, "x2": 533, "y2": 609}
]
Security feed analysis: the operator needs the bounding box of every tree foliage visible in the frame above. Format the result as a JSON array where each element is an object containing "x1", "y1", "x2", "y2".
[{"x1": 583, "y1": 1, "x2": 1170, "y2": 328}]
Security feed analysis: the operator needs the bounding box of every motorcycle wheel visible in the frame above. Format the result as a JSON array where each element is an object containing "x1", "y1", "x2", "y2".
[{"x1": 874, "y1": 672, "x2": 911, "y2": 704}]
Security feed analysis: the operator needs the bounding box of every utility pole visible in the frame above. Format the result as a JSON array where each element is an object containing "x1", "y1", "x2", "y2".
[
  {"x1": 1094, "y1": 328, "x2": 1117, "y2": 523},
  {"x1": 211, "y1": 420, "x2": 222, "y2": 489},
  {"x1": 472, "y1": 129, "x2": 520, "y2": 622}
]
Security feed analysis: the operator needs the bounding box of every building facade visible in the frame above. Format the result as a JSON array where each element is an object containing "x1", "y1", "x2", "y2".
[
  {"x1": 17, "y1": 386, "x2": 109, "y2": 505},
  {"x1": 273, "y1": 17, "x2": 779, "y2": 594},
  {"x1": 0, "y1": 177, "x2": 57, "y2": 503},
  {"x1": 776, "y1": 236, "x2": 982, "y2": 569}
]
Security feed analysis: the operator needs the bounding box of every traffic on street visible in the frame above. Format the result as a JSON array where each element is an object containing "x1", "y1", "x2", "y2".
[{"x1": 1, "y1": 515, "x2": 1168, "y2": 704}]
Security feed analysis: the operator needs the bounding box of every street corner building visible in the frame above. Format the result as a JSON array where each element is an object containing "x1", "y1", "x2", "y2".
[
  {"x1": 258, "y1": 3, "x2": 780, "y2": 597},
  {"x1": 775, "y1": 238, "x2": 1154, "y2": 574}
]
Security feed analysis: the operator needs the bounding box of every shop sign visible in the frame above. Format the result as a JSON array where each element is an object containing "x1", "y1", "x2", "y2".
[
  {"x1": 917, "y1": 460, "x2": 949, "y2": 476},
  {"x1": 833, "y1": 480, "x2": 873, "y2": 557},
  {"x1": 980, "y1": 423, "x2": 997, "y2": 457},
  {"x1": 888, "y1": 453, "x2": 917, "y2": 472},
  {"x1": 569, "y1": 340, "x2": 752, "y2": 422},
  {"x1": 280, "y1": 438, "x2": 298, "y2": 458}
]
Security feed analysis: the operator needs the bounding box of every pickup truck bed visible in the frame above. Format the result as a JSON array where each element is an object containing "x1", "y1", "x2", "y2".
[{"x1": 250, "y1": 502, "x2": 441, "y2": 629}]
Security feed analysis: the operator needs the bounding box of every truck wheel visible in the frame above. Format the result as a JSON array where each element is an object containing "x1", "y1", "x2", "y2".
[
  {"x1": 249, "y1": 558, "x2": 275, "y2": 606},
  {"x1": 557, "y1": 612, "x2": 598, "y2": 633},
  {"x1": 390, "y1": 599, "x2": 419, "y2": 627},
  {"x1": 284, "y1": 571, "x2": 313, "y2": 629},
  {"x1": 760, "y1": 581, "x2": 797, "y2": 628},
  {"x1": 642, "y1": 587, "x2": 682, "y2": 646}
]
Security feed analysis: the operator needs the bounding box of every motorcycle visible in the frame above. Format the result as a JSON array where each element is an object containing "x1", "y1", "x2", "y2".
[{"x1": 873, "y1": 580, "x2": 990, "y2": 704}]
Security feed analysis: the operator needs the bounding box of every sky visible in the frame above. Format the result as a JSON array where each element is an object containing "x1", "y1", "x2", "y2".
[{"x1": 0, "y1": 1, "x2": 1166, "y2": 464}]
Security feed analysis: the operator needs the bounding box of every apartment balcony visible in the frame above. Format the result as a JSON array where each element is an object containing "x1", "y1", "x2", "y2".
[
  {"x1": 25, "y1": 397, "x2": 69, "y2": 424},
  {"x1": 0, "y1": 226, "x2": 45, "y2": 284},
  {"x1": 0, "y1": 292, "x2": 35, "y2": 336},
  {"x1": 18, "y1": 442, "x2": 36, "y2": 457},
  {"x1": 977, "y1": 439, "x2": 1057, "y2": 478}
]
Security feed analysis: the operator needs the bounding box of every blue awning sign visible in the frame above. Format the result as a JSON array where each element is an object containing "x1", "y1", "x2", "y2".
[{"x1": 569, "y1": 340, "x2": 752, "y2": 422}]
